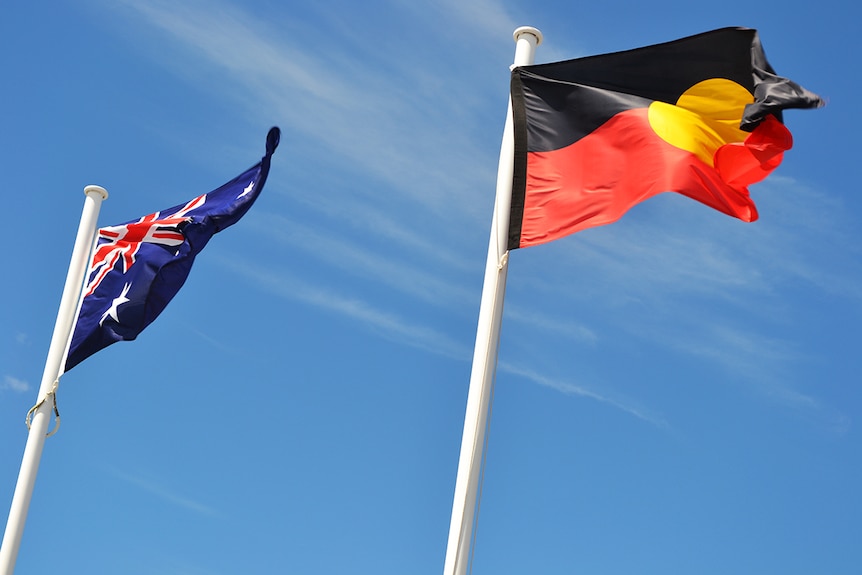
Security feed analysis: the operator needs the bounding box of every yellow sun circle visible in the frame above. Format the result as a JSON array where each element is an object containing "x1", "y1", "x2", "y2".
[{"x1": 647, "y1": 78, "x2": 754, "y2": 166}]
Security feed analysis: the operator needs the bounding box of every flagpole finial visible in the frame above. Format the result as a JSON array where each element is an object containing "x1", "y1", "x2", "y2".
[
  {"x1": 514, "y1": 26, "x2": 542, "y2": 46},
  {"x1": 84, "y1": 185, "x2": 108, "y2": 200}
]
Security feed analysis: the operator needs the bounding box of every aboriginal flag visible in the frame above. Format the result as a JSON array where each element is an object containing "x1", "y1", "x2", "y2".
[{"x1": 508, "y1": 27, "x2": 823, "y2": 250}]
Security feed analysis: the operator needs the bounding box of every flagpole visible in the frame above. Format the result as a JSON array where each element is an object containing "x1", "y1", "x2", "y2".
[
  {"x1": 0, "y1": 185, "x2": 108, "y2": 575},
  {"x1": 443, "y1": 27, "x2": 542, "y2": 575}
]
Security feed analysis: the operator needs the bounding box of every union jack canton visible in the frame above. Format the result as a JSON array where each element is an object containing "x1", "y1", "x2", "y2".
[{"x1": 64, "y1": 127, "x2": 280, "y2": 372}]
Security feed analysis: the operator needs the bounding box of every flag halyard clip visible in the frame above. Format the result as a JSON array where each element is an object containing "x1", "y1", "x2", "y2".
[
  {"x1": 26, "y1": 380, "x2": 61, "y2": 438},
  {"x1": 497, "y1": 251, "x2": 509, "y2": 272}
]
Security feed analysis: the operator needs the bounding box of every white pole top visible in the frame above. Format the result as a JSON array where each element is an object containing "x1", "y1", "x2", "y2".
[
  {"x1": 84, "y1": 185, "x2": 109, "y2": 200},
  {"x1": 513, "y1": 26, "x2": 543, "y2": 46},
  {"x1": 510, "y1": 27, "x2": 543, "y2": 71}
]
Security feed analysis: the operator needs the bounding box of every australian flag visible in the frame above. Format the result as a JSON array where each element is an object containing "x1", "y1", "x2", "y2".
[{"x1": 64, "y1": 127, "x2": 280, "y2": 372}]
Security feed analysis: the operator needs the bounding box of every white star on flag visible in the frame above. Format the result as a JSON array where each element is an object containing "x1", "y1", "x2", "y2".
[
  {"x1": 99, "y1": 283, "x2": 132, "y2": 326},
  {"x1": 237, "y1": 181, "x2": 255, "y2": 199}
]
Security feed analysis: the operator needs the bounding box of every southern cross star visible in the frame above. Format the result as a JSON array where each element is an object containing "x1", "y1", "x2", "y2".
[{"x1": 99, "y1": 283, "x2": 132, "y2": 326}]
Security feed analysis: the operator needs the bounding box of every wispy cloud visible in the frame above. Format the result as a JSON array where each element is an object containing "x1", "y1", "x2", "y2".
[
  {"x1": 110, "y1": 0, "x2": 500, "y2": 222},
  {"x1": 499, "y1": 361, "x2": 670, "y2": 428},
  {"x1": 393, "y1": 0, "x2": 522, "y2": 55},
  {"x1": 399, "y1": 0, "x2": 574, "y2": 64},
  {"x1": 217, "y1": 255, "x2": 674, "y2": 425},
  {"x1": 106, "y1": 465, "x2": 219, "y2": 517},
  {"x1": 249, "y1": 213, "x2": 476, "y2": 309},
  {"x1": 270, "y1": 193, "x2": 478, "y2": 274},
  {"x1": 668, "y1": 322, "x2": 802, "y2": 370},
  {"x1": 221, "y1": 256, "x2": 470, "y2": 361},
  {"x1": 638, "y1": 319, "x2": 815, "y2": 398},
  {"x1": 2, "y1": 375, "x2": 30, "y2": 393},
  {"x1": 185, "y1": 327, "x2": 241, "y2": 357},
  {"x1": 504, "y1": 307, "x2": 598, "y2": 344}
]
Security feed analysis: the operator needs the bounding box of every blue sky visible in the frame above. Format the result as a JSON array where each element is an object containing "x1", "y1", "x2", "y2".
[{"x1": 1, "y1": 1, "x2": 858, "y2": 574}]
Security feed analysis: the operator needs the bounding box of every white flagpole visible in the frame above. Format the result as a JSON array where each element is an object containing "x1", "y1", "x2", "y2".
[
  {"x1": 0, "y1": 185, "x2": 108, "y2": 575},
  {"x1": 443, "y1": 27, "x2": 542, "y2": 575}
]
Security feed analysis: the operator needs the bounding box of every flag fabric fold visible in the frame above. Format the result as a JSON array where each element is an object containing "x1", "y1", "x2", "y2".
[
  {"x1": 63, "y1": 127, "x2": 280, "y2": 372},
  {"x1": 508, "y1": 27, "x2": 823, "y2": 250}
]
